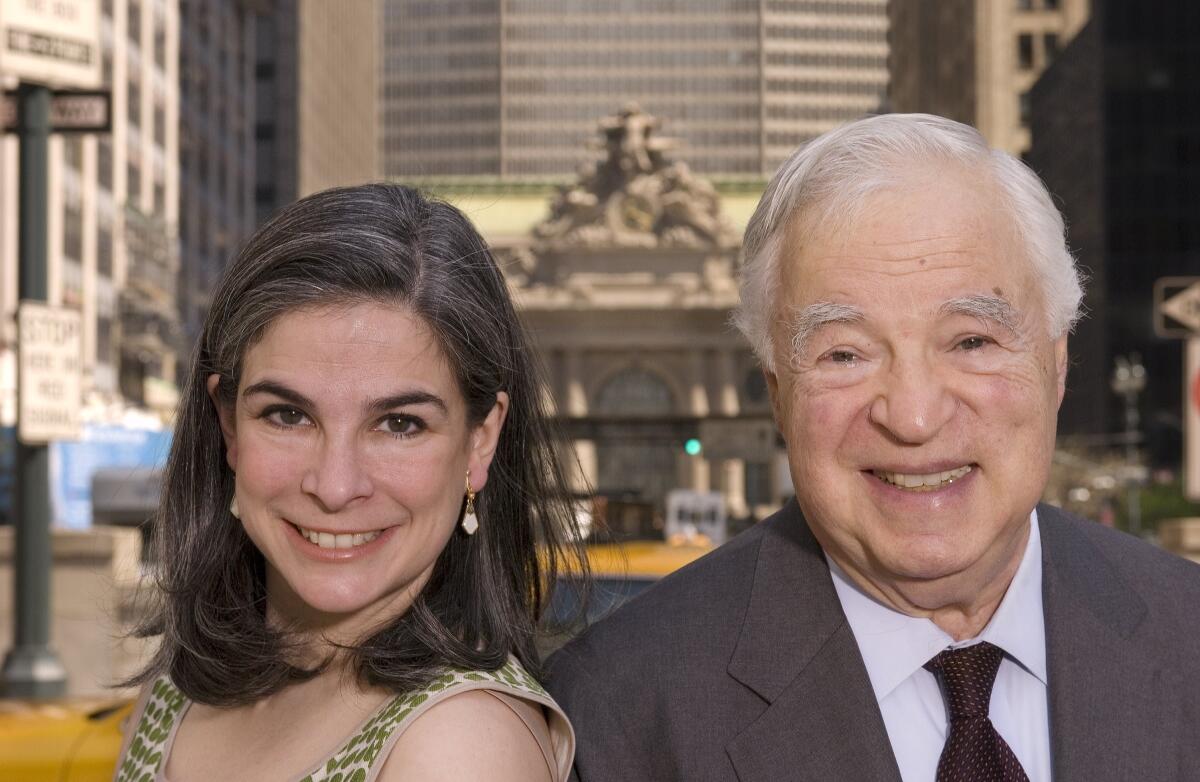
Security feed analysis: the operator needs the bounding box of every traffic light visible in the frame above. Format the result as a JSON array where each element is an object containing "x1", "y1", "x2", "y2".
[{"x1": 684, "y1": 438, "x2": 702, "y2": 456}]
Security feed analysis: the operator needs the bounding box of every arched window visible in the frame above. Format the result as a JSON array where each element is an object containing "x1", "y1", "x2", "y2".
[
  {"x1": 593, "y1": 367, "x2": 678, "y2": 507},
  {"x1": 594, "y1": 367, "x2": 674, "y2": 416}
]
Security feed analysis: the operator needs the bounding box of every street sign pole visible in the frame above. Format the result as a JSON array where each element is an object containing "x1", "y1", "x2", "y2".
[
  {"x1": 0, "y1": 82, "x2": 68, "y2": 699},
  {"x1": 1186, "y1": 339, "x2": 1200, "y2": 502}
]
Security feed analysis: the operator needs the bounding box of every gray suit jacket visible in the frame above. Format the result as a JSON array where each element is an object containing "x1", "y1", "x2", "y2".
[{"x1": 547, "y1": 502, "x2": 1200, "y2": 781}]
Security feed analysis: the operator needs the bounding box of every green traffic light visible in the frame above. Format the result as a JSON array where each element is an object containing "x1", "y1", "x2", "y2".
[{"x1": 684, "y1": 438, "x2": 702, "y2": 456}]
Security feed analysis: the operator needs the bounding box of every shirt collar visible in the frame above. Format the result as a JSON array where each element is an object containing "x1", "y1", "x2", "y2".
[{"x1": 828, "y1": 509, "x2": 1046, "y2": 701}]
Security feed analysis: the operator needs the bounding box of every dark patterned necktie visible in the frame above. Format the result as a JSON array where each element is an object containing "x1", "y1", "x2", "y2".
[{"x1": 924, "y1": 642, "x2": 1031, "y2": 782}]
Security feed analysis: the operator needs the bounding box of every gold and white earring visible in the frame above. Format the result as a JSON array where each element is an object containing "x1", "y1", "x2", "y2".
[
  {"x1": 229, "y1": 494, "x2": 240, "y2": 519},
  {"x1": 461, "y1": 472, "x2": 479, "y2": 535}
]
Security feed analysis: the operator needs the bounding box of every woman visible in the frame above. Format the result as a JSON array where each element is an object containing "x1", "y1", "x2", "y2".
[{"x1": 114, "y1": 183, "x2": 586, "y2": 781}]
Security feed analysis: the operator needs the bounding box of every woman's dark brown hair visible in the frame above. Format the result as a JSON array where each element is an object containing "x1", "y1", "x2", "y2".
[{"x1": 129, "y1": 183, "x2": 587, "y2": 706}]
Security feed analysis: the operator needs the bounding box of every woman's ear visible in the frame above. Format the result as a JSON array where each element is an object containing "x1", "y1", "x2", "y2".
[
  {"x1": 467, "y1": 391, "x2": 509, "y2": 491},
  {"x1": 207, "y1": 373, "x2": 239, "y2": 471}
]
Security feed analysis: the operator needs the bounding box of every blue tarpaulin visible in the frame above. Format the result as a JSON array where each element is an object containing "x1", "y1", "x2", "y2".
[{"x1": 0, "y1": 424, "x2": 172, "y2": 529}]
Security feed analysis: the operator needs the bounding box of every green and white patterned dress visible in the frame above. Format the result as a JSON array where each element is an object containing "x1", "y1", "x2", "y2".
[{"x1": 114, "y1": 657, "x2": 573, "y2": 782}]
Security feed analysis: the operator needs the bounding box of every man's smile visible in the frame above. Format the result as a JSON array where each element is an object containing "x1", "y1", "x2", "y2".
[{"x1": 870, "y1": 464, "x2": 974, "y2": 492}]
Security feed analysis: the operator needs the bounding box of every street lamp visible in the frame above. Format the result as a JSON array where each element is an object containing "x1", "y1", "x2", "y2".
[{"x1": 1110, "y1": 353, "x2": 1146, "y2": 536}]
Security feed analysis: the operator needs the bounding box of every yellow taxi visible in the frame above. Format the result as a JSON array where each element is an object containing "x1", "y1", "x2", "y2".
[
  {"x1": 543, "y1": 537, "x2": 715, "y2": 642},
  {"x1": 0, "y1": 697, "x2": 132, "y2": 781}
]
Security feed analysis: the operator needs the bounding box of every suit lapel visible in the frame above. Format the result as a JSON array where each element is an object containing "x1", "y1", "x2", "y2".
[
  {"x1": 1039, "y1": 505, "x2": 1179, "y2": 780},
  {"x1": 724, "y1": 504, "x2": 902, "y2": 782}
]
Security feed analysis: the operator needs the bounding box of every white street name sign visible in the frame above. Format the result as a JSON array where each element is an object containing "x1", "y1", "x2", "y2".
[
  {"x1": 0, "y1": 0, "x2": 101, "y2": 89},
  {"x1": 18, "y1": 301, "x2": 81, "y2": 443},
  {"x1": 0, "y1": 88, "x2": 110, "y2": 132}
]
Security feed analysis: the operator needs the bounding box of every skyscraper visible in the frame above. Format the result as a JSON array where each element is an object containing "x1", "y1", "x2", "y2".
[
  {"x1": 178, "y1": 0, "x2": 261, "y2": 360},
  {"x1": 381, "y1": 0, "x2": 889, "y2": 179},
  {"x1": 1028, "y1": 0, "x2": 1199, "y2": 455},
  {"x1": 888, "y1": 0, "x2": 1089, "y2": 155},
  {"x1": 254, "y1": 0, "x2": 378, "y2": 224}
]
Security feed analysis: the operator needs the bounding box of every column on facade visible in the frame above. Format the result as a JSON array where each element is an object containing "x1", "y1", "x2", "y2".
[
  {"x1": 686, "y1": 348, "x2": 710, "y2": 492},
  {"x1": 563, "y1": 349, "x2": 597, "y2": 493},
  {"x1": 714, "y1": 348, "x2": 747, "y2": 517}
]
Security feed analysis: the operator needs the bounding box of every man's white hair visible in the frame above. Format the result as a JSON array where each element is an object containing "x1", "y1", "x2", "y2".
[{"x1": 733, "y1": 113, "x2": 1085, "y2": 372}]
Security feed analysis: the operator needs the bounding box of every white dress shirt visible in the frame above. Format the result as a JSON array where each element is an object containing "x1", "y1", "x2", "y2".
[{"x1": 828, "y1": 510, "x2": 1051, "y2": 782}]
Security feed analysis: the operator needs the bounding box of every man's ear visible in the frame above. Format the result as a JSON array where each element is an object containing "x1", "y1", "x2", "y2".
[
  {"x1": 763, "y1": 368, "x2": 788, "y2": 447},
  {"x1": 1053, "y1": 335, "x2": 1069, "y2": 408},
  {"x1": 467, "y1": 391, "x2": 510, "y2": 492},
  {"x1": 207, "y1": 373, "x2": 239, "y2": 471}
]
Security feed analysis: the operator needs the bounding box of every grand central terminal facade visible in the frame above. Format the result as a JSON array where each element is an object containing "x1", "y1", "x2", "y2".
[{"x1": 413, "y1": 107, "x2": 792, "y2": 536}]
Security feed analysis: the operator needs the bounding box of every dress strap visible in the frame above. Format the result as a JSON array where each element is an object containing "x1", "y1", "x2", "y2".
[
  {"x1": 300, "y1": 658, "x2": 571, "y2": 782},
  {"x1": 114, "y1": 675, "x2": 189, "y2": 782}
]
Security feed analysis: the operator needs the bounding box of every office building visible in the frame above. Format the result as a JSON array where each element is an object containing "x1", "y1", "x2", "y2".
[
  {"x1": 1028, "y1": 1, "x2": 1199, "y2": 456},
  {"x1": 382, "y1": 0, "x2": 890, "y2": 178},
  {"x1": 254, "y1": 0, "x2": 378, "y2": 224},
  {"x1": 888, "y1": 0, "x2": 1089, "y2": 155},
  {"x1": 178, "y1": 0, "x2": 260, "y2": 357}
]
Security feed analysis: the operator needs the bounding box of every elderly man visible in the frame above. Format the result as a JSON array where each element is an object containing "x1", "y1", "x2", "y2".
[{"x1": 547, "y1": 114, "x2": 1200, "y2": 781}]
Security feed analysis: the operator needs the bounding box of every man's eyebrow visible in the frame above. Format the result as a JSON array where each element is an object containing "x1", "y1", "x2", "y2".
[
  {"x1": 940, "y1": 294, "x2": 1020, "y2": 333},
  {"x1": 787, "y1": 301, "x2": 865, "y2": 359}
]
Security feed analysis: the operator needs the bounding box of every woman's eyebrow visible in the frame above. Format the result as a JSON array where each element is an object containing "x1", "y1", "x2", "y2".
[
  {"x1": 242, "y1": 380, "x2": 314, "y2": 409},
  {"x1": 366, "y1": 392, "x2": 448, "y2": 416},
  {"x1": 241, "y1": 381, "x2": 449, "y2": 415}
]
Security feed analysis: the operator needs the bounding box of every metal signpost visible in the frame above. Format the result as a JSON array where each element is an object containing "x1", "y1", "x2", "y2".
[
  {"x1": 0, "y1": 0, "x2": 101, "y2": 699},
  {"x1": 1186, "y1": 340, "x2": 1200, "y2": 502},
  {"x1": 1153, "y1": 277, "x2": 1200, "y2": 504}
]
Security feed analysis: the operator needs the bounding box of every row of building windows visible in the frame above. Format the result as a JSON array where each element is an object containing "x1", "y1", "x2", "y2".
[
  {"x1": 765, "y1": 130, "x2": 828, "y2": 145},
  {"x1": 506, "y1": 0, "x2": 760, "y2": 13},
  {"x1": 397, "y1": 0, "x2": 498, "y2": 17},
  {"x1": 507, "y1": 76, "x2": 762, "y2": 94},
  {"x1": 387, "y1": 25, "x2": 497, "y2": 45},
  {"x1": 386, "y1": 80, "x2": 498, "y2": 99},
  {"x1": 764, "y1": 0, "x2": 886, "y2": 13},
  {"x1": 501, "y1": 154, "x2": 760, "y2": 175},
  {"x1": 384, "y1": 107, "x2": 499, "y2": 126},
  {"x1": 392, "y1": 0, "x2": 885, "y2": 24},
  {"x1": 765, "y1": 102, "x2": 872, "y2": 120},
  {"x1": 385, "y1": 158, "x2": 501, "y2": 176},
  {"x1": 389, "y1": 131, "x2": 502, "y2": 150},
  {"x1": 765, "y1": 78, "x2": 885, "y2": 94},
  {"x1": 764, "y1": 50, "x2": 886, "y2": 69},
  {"x1": 502, "y1": 101, "x2": 760, "y2": 122},
  {"x1": 764, "y1": 24, "x2": 886, "y2": 42},
  {"x1": 506, "y1": 23, "x2": 759, "y2": 41},
  {"x1": 463, "y1": 127, "x2": 767, "y2": 148},
  {"x1": 503, "y1": 48, "x2": 757, "y2": 69},
  {"x1": 386, "y1": 51, "x2": 499, "y2": 71}
]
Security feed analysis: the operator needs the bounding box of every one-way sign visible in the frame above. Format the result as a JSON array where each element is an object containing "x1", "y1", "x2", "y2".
[
  {"x1": 0, "y1": 89, "x2": 110, "y2": 133},
  {"x1": 1155, "y1": 277, "x2": 1200, "y2": 338}
]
